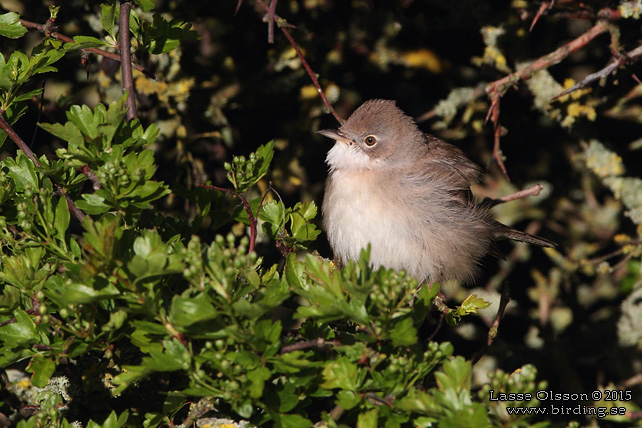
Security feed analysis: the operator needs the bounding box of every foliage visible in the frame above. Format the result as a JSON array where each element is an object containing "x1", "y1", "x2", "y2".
[{"x1": 0, "y1": 0, "x2": 641, "y2": 427}]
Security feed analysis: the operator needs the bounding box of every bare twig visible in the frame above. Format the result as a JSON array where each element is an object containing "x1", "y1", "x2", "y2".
[
  {"x1": 486, "y1": 21, "x2": 608, "y2": 99},
  {"x1": 364, "y1": 392, "x2": 393, "y2": 407},
  {"x1": 253, "y1": 0, "x2": 344, "y2": 124},
  {"x1": 472, "y1": 285, "x2": 510, "y2": 364},
  {"x1": 484, "y1": 183, "x2": 544, "y2": 208},
  {"x1": 80, "y1": 165, "x2": 102, "y2": 190},
  {"x1": 529, "y1": 1, "x2": 553, "y2": 32},
  {"x1": 19, "y1": 18, "x2": 155, "y2": 78},
  {"x1": 553, "y1": 43, "x2": 642, "y2": 99},
  {"x1": 200, "y1": 184, "x2": 257, "y2": 252},
  {"x1": 426, "y1": 312, "x2": 444, "y2": 341},
  {"x1": 0, "y1": 113, "x2": 41, "y2": 167},
  {"x1": 485, "y1": 20, "x2": 608, "y2": 180},
  {"x1": 485, "y1": 92, "x2": 509, "y2": 179},
  {"x1": 280, "y1": 338, "x2": 337, "y2": 354},
  {"x1": 119, "y1": 1, "x2": 137, "y2": 122},
  {"x1": 267, "y1": 0, "x2": 278, "y2": 44}
]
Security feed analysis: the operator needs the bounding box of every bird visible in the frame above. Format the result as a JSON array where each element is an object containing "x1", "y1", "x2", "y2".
[{"x1": 318, "y1": 99, "x2": 555, "y2": 284}]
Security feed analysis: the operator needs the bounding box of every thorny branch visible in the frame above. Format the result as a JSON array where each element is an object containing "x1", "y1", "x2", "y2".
[
  {"x1": 485, "y1": 20, "x2": 608, "y2": 179},
  {"x1": 251, "y1": 0, "x2": 344, "y2": 124},
  {"x1": 554, "y1": 43, "x2": 642, "y2": 99}
]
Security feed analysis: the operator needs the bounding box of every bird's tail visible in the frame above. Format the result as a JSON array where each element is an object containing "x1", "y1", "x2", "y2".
[{"x1": 493, "y1": 222, "x2": 556, "y2": 248}]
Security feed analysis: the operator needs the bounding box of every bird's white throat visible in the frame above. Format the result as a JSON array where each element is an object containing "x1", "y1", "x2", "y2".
[{"x1": 326, "y1": 142, "x2": 376, "y2": 171}]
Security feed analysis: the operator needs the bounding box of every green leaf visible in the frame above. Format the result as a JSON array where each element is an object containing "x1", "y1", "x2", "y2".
[
  {"x1": 87, "y1": 410, "x2": 129, "y2": 428},
  {"x1": 336, "y1": 390, "x2": 361, "y2": 410},
  {"x1": 458, "y1": 294, "x2": 491, "y2": 316},
  {"x1": 0, "y1": 12, "x2": 27, "y2": 39},
  {"x1": 101, "y1": 4, "x2": 117, "y2": 39},
  {"x1": 76, "y1": 193, "x2": 111, "y2": 214},
  {"x1": 248, "y1": 366, "x2": 271, "y2": 398},
  {"x1": 271, "y1": 412, "x2": 313, "y2": 428},
  {"x1": 133, "y1": 0, "x2": 155, "y2": 12},
  {"x1": 320, "y1": 357, "x2": 360, "y2": 391},
  {"x1": 26, "y1": 355, "x2": 56, "y2": 388},
  {"x1": 0, "y1": 309, "x2": 39, "y2": 344},
  {"x1": 357, "y1": 408, "x2": 378, "y2": 428},
  {"x1": 170, "y1": 294, "x2": 217, "y2": 328},
  {"x1": 63, "y1": 36, "x2": 108, "y2": 51},
  {"x1": 259, "y1": 200, "x2": 285, "y2": 238},
  {"x1": 390, "y1": 317, "x2": 417, "y2": 346},
  {"x1": 54, "y1": 196, "x2": 70, "y2": 242},
  {"x1": 5, "y1": 153, "x2": 39, "y2": 191},
  {"x1": 67, "y1": 104, "x2": 100, "y2": 140}
]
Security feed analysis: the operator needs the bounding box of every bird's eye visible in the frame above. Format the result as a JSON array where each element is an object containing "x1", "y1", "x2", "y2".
[{"x1": 364, "y1": 135, "x2": 377, "y2": 147}]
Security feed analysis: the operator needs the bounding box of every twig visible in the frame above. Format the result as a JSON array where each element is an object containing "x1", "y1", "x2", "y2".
[
  {"x1": 280, "y1": 338, "x2": 337, "y2": 354},
  {"x1": 200, "y1": 184, "x2": 257, "y2": 253},
  {"x1": 119, "y1": 2, "x2": 137, "y2": 122},
  {"x1": 426, "y1": 312, "x2": 444, "y2": 341},
  {"x1": 364, "y1": 392, "x2": 394, "y2": 407},
  {"x1": 472, "y1": 285, "x2": 510, "y2": 364},
  {"x1": 553, "y1": 43, "x2": 642, "y2": 99},
  {"x1": 253, "y1": 0, "x2": 344, "y2": 124},
  {"x1": 484, "y1": 93, "x2": 509, "y2": 179},
  {"x1": 486, "y1": 21, "x2": 608, "y2": 99},
  {"x1": 178, "y1": 398, "x2": 217, "y2": 428},
  {"x1": 485, "y1": 20, "x2": 608, "y2": 180},
  {"x1": 529, "y1": 1, "x2": 553, "y2": 32},
  {"x1": 484, "y1": 183, "x2": 544, "y2": 208},
  {"x1": 267, "y1": 0, "x2": 278, "y2": 44},
  {"x1": 79, "y1": 165, "x2": 102, "y2": 190},
  {"x1": 19, "y1": 19, "x2": 155, "y2": 79}
]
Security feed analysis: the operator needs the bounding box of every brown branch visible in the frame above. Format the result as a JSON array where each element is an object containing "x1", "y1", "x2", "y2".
[
  {"x1": 200, "y1": 184, "x2": 257, "y2": 253},
  {"x1": 0, "y1": 113, "x2": 85, "y2": 222},
  {"x1": 529, "y1": 1, "x2": 553, "y2": 32},
  {"x1": 280, "y1": 338, "x2": 338, "y2": 354},
  {"x1": 363, "y1": 392, "x2": 393, "y2": 407},
  {"x1": 553, "y1": 43, "x2": 642, "y2": 99},
  {"x1": 485, "y1": 92, "x2": 509, "y2": 179},
  {"x1": 267, "y1": 0, "x2": 278, "y2": 44},
  {"x1": 19, "y1": 18, "x2": 155, "y2": 79},
  {"x1": 486, "y1": 21, "x2": 608, "y2": 99},
  {"x1": 485, "y1": 20, "x2": 608, "y2": 180},
  {"x1": 484, "y1": 183, "x2": 545, "y2": 208},
  {"x1": 472, "y1": 285, "x2": 510, "y2": 364},
  {"x1": 79, "y1": 165, "x2": 102, "y2": 190},
  {"x1": 253, "y1": 0, "x2": 344, "y2": 124},
  {"x1": 119, "y1": 1, "x2": 137, "y2": 122}
]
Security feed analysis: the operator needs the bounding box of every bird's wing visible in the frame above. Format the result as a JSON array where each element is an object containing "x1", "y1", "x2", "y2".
[{"x1": 413, "y1": 135, "x2": 481, "y2": 205}]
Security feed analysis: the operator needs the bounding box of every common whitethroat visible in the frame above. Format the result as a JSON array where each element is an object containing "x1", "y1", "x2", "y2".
[{"x1": 318, "y1": 99, "x2": 555, "y2": 284}]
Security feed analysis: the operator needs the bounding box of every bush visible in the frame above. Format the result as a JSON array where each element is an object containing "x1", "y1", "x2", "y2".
[{"x1": 0, "y1": 1, "x2": 641, "y2": 427}]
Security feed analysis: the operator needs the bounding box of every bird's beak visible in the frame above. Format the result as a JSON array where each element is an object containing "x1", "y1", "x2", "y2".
[{"x1": 317, "y1": 128, "x2": 353, "y2": 144}]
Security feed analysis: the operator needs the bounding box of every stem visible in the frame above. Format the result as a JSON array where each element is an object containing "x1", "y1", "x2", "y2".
[
  {"x1": 119, "y1": 1, "x2": 137, "y2": 122},
  {"x1": 253, "y1": 0, "x2": 344, "y2": 124},
  {"x1": 19, "y1": 19, "x2": 155, "y2": 78},
  {"x1": 200, "y1": 184, "x2": 257, "y2": 253},
  {"x1": 472, "y1": 285, "x2": 510, "y2": 364}
]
